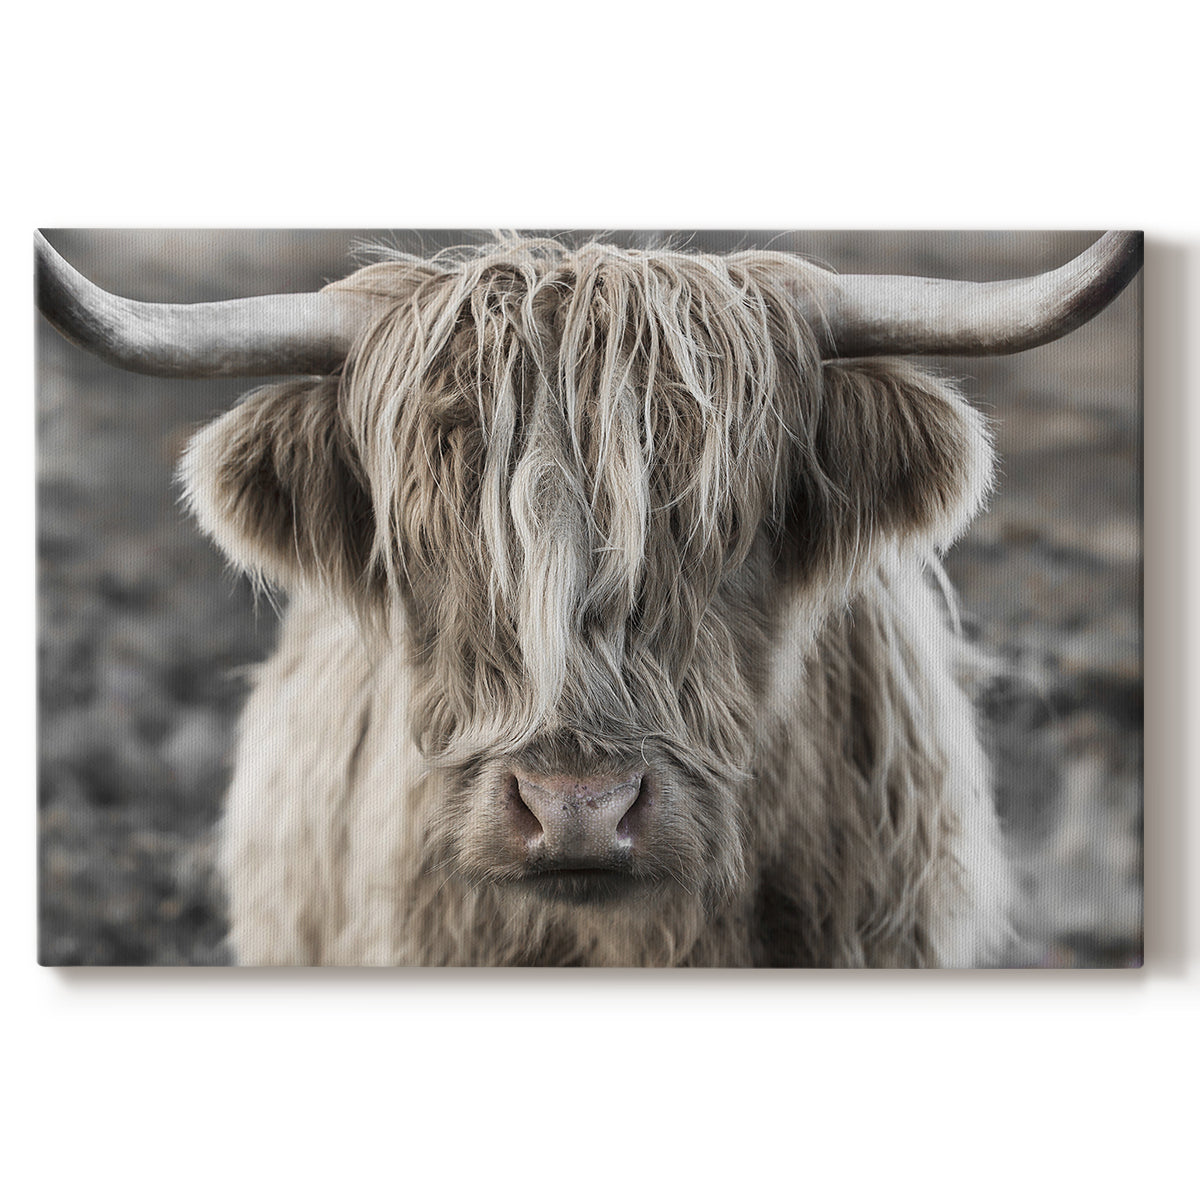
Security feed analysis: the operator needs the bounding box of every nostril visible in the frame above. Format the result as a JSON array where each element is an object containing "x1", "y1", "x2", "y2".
[
  {"x1": 511, "y1": 769, "x2": 650, "y2": 861},
  {"x1": 505, "y1": 775, "x2": 544, "y2": 845},
  {"x1": 615, "y1": 774, "x2": 650, "y2": 847}
]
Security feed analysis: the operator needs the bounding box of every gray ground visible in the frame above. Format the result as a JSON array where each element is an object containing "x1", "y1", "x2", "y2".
[{"x1": 35, "y1": 230, "x2": 1142, "y2": 967}]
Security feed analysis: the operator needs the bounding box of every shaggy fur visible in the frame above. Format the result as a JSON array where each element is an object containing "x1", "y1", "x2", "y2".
[{"x1": 181, "y1": 236, "x2": 1010, "y2": 966}]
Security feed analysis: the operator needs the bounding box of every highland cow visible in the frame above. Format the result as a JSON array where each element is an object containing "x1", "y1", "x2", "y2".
[{"x1": 36, "y1": 231, "x2": 1142, "y2": 966}]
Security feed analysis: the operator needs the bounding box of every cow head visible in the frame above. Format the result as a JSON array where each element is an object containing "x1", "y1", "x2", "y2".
[
  {"x1": 36, "y1": 231, "x2": 1142, "y2": 919},
  {"x1": 178, "y1": 240, "x2": 999, "y2": 913}
]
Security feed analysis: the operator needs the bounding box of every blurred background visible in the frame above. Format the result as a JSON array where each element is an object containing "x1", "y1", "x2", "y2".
[{"x1": 35, "y1": 230, "x2": 1142, "y2": 967}]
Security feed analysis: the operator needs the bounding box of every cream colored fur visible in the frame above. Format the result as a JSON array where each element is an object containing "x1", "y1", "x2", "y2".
[
  {"x1": 181, "y1": 236, "x2": 1013, "y2": 967},
  {"x1": 219, "y1": 561, "x2": 1008, "y2": 967}
]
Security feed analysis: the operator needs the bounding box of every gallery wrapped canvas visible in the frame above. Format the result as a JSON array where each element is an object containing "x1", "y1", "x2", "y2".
[{"x1": 36, "y1": 230, "x2": 1142, "y2": 967}]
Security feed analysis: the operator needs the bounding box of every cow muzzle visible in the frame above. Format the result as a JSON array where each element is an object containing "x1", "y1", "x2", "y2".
[{"x1": 504, "y1": 770, "x2": 649, "y2": 897}]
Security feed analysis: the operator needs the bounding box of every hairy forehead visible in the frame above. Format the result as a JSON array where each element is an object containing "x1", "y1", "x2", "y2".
[
  {"x1": 331, "y1": 239, "x2": 822, "y2": 717},
  {"x1": 349, "y1": 245, "x2": 817, "y2": 559}
]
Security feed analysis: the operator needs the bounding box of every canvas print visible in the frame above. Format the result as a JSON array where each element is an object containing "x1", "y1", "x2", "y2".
[{"x1": 36, "y1": 230, "x2": 1143, "y2": 967}]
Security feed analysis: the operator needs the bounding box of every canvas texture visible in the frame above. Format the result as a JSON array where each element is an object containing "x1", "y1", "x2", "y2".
[{"x1": 36, "y1": 230, "x2": 1143, "y2": 967}]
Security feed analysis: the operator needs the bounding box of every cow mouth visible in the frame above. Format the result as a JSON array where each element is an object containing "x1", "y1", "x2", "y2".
[{"x1": 518, "y1": 866, "x2": 641, "y2": 906}]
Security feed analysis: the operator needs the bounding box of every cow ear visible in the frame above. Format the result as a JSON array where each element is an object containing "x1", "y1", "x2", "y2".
[
  {"x1": 784, "y1": 359, "x2": 994, "y2": 579},
  {"x1": 179, "y1": 378, "x2": 377, "y2": 597}
]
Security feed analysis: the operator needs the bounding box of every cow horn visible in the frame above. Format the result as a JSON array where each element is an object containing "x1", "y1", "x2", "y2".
[
  {"x1": 812, "y1": 231, "x2": 1143, "y2": 358},
  {"x1": 34, "y1": 232, "x2": 371, "y2": 378},
  {"x1": 37, "y1": 230, "x2": 1143, "y2": 376}
]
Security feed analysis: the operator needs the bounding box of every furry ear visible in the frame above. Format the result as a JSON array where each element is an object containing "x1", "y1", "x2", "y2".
[
  {"x1": 783, "y1": 359, "x2": 994, "y2": 580},
  {"x1": 179, "y1": 378, "x2": 378, "y2": 597}
]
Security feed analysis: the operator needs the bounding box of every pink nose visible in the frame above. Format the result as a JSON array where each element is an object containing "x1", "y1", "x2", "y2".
[{"x1": 507, "y1": 771, "x2": 647, "y2": 866}]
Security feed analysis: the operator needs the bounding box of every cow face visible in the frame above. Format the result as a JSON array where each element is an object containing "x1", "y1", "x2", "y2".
[{"x1": 182, "y1": 241, "x2": 993, "y2": 914}]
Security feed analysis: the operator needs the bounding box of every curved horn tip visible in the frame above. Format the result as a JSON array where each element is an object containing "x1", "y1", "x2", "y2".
[
  {"x1": 1109, "y1": 229, "x2": 1144, "y2": 277},
  {"x1": 33, "y1": 232, "x2": 362, "y2": 378},
  {"x1": 816, "y1": 229, "x2": 1144, "y2": 359}
]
